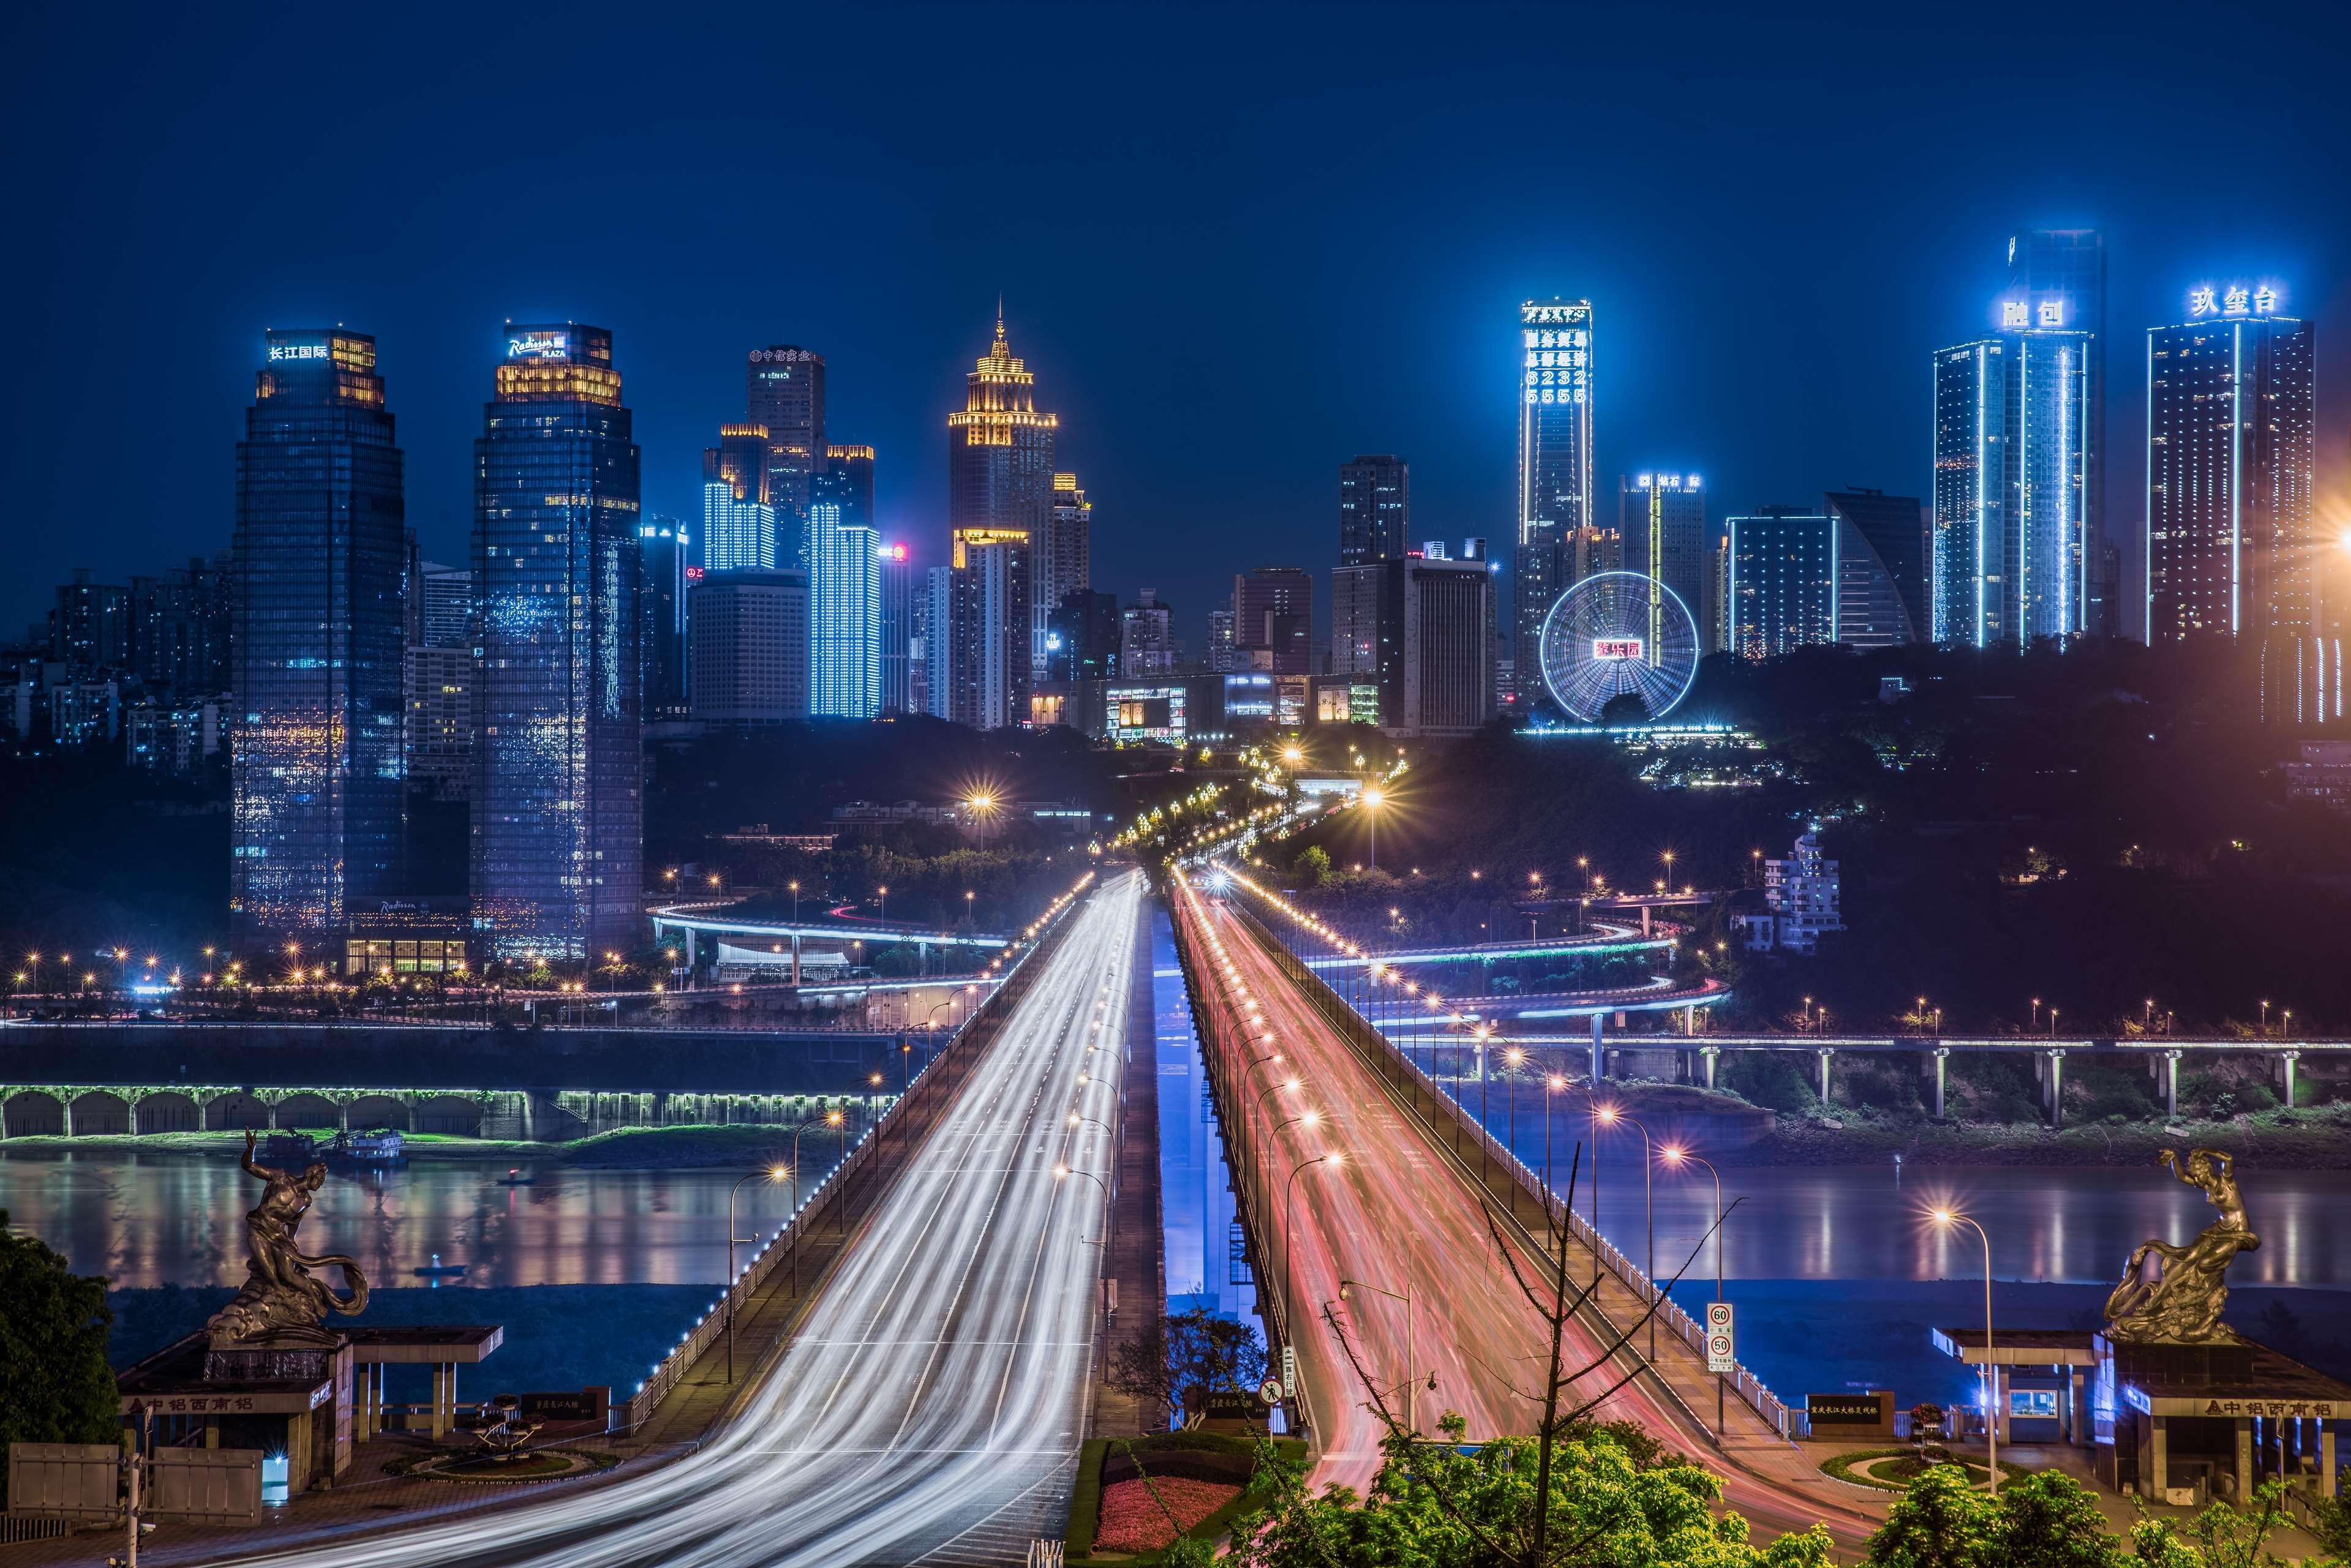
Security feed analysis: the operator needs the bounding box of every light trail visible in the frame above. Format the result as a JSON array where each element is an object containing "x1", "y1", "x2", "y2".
[{"x1": 205, "y1": 870, "x2": 1145, "y2": 1568}]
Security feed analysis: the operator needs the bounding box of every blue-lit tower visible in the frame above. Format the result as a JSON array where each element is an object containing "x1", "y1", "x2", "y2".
[
  {"x1": 230, "y1": 328, "x2": 407, "y2": 951},
  {"x1": 470, "y1": 323, "x2": 643, "y2": 963}
]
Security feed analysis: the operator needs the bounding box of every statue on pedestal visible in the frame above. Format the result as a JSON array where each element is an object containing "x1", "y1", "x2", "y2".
[
  {"x1": 205, "y1": 1128, "x2": 370, "y2": 1348},
  {"x1": 2103, "y1": 1147, "x2": 2257, "y2": 1345}
]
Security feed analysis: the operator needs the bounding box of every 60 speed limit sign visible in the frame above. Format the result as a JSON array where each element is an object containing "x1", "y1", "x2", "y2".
[{"x1": 1704, "y1": 1302, "x2": 1736, "y2": 1373}]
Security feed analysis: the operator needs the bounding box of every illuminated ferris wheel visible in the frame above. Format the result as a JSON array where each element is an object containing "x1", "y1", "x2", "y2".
[{"x1": 1537, "y1": 570, "x2": 1699, "y2": 724}]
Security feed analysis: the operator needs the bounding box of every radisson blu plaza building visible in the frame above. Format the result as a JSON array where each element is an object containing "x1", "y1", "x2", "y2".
[{"x1": 470, "y1": 323, "x2": 644, "y2": 962}]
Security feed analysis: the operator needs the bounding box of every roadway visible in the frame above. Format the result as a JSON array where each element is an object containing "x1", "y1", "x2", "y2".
[
  {"x1": 211, "y1": 869, "x2": 1145, "y2": 1568},
  {"x1": 1170, "y1": 873, "x2": 1880, "y2": 1553}
]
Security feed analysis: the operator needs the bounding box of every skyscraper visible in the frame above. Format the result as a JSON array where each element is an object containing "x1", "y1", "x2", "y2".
[
  {"x1": 920, "y1": 565, "x2": 952, "y2": 719},
  {"x1": 704, "y1": 423, "x2": 769, "y2": 504},
  {"x1": 1330, "y1": 565, "x2": 1383, "y2": 676},
  {"x1": 946, "y1": 311, "x2": 1057, "y2": 727},
  {"x1": 419, "y1": 563, "x2": 476, "y2": 649},
  {"x1": 701, "y1": 476, "x2": 776, "y2": 572},
  {"x1": 231, "y1": 328, "x2": 407, "y2": 950},
  {"x1": 639, "y1": 517, "x2": 690, "y2": 719},
  {"x1": 1043, "y1": 472, "x2": 1093, "y2": 640},
  {"x1": 470, "y1": 323, "x2": 642, "y2": 963},
  {"x1": 1120, "y1": 590, "x2": 1176, "y2": 678},
  {"x1": 2147, "y1": 283, "x2": 2321, "y2": 718},
  {"x1": 878, "y1": 541, "x2": 914, "y2": 715},
  {"x1": 690, "y1": 571, "x2": 810, "y2": 723},
  {"x1": 1047, "y1": 587, "x2": 1121, "y2": 685},
  {"x1": 51, "y1": 570, "x2": 133, "y2": 673},
  {"x1": 747, "y1": 347, "x2": 825, "y2": 569},
  {"x1": 1339, "y1": 455, "x2": 1410, "y2": 565},
  {"x1": 810, "y1": 492, "x2": 881, "y2": 717},
  {"x1": 1619, "y1": 473, "x2": 1709, "y2": 666},
  {"x1": 2009, "y1": 229, "x2": 2110, "y2": 631},
  {"x1": 1930, "y1": 324, "x2": 2092, "y2": 647},
  {"x1": 1233, "y1": 566, "x2": 1313, "y2": 674},
  {"x1": 1823, "y1": 490, "x2": 1927, "y2": 646},
  {"x1": 1514, "y1": 300, "x2": 1595, "y2": 713},
  {"x1": 1727, "y1": 508, "x2": 1837, "y2": 658}
]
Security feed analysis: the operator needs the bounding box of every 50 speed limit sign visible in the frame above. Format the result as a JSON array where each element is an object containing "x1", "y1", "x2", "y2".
[{"x1": 1704, "y1": 1302, "x2": 1736, "y2": 1374}]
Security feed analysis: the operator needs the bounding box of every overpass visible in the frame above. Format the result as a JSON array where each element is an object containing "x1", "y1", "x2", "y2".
[{"x1": 649, "y1": 900, "x2": 1009, "y2": 983}]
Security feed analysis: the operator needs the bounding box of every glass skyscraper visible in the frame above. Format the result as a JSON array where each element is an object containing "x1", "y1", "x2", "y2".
[
  {"x1": 639, "y1": 516, "x2": 690, "y2": 719},
  {"x1": 946, "y1": 311, "x2": 1056, "y2": 727},
  {"x1": 1727, "y1": 508, "x2": 1837, "y2": 659},
  {"x1": 810, "y1": 496, "x2": 881, "y2": 717},
  {"x1": 1930, "y1": 326, "x2": 2092, "y2": 647},
  {"x1": 1619, "y1": 473, "x2": 1708, "y2": 661},
  {"x1": 878, "y1": 541, "x2": 914, "y2": 714},
  {"x1": 2009, "y1": 230, "x2": 2111, "y2": 631},
  {"x1": 747, "y1": 347, "x2": 826, "y2": 569},
  {"x1": 231, "y1": 328, "x2": 407, "y2": 950},
  {"x1": 1514, "y1": 300, "x2": 1594, "y2": 713},
  {"x1": 470, "y1": 323, "x2": 642, "y2": 963},
  {"x1": 1043, "y1": 472, "x2": 1093, "y2": 645}
]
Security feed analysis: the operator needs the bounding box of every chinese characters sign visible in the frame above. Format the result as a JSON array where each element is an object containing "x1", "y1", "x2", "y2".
[{"x1": 2188, "y1": 284, "x2": 2279, "y2": 318}]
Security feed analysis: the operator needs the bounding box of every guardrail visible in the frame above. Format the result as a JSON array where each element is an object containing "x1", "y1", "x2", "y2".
[
  {"x1": 1209, "y1": 880, "x2": 1807, "y2": 1446},
  {"x1": 609, "y1": 872, "x2": 1099, "y2": 1436}
]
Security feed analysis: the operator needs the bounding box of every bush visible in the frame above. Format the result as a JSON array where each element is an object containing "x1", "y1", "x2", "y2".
[{"x1": 1722, "y1": 1052, "x2": 1816, "y2": 1114}]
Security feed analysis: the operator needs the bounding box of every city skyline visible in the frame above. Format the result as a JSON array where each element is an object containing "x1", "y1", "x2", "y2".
[{"x1": 9, "y1": 7, "x2": 2349, "y2": 654}]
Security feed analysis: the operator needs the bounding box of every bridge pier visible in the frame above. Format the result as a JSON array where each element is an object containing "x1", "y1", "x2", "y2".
[
  {"x1": 2044, "y1": 1049, "x2": 2065, "y2": 1128},
  {"x1": 1700, "y1": 1046, "x2": 1718, "y2": 1089},
  {"x1": 2281, "y1": 1050, "x2": 2300, "y2": 1109},
  {"x1": 2164, "y1": 1049, "x2": 2181, "y2": 1121},
  {"x1": 1590, "y1": 1015, "x2": 1603, "y2": 1086},
  {"x1": 1930, "y1": 1046, "x2": 1948, "y2": 1119},
  {"x1": 1816, "y1": 1048, "x2": 1833, "y2": 1106},
  {"x1": 1641, "y1": 907, "x2": 1652, "y2": 936}
]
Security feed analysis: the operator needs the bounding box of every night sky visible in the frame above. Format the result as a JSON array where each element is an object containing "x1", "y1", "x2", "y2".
[{"x1": 6, "y1": 2, "x2": 2347, "y2": 647}]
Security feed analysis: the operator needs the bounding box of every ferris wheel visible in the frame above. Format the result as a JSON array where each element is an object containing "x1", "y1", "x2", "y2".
[{"x1": 1537, "y1": 570, "x2": 1699, "y2": 724}]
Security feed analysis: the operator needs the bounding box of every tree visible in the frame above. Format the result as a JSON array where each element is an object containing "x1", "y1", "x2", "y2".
[
  {"x1": 1108, "y1": 1308, "x2": 1270, "y2": 1425},
  {"x1": 2128, "y1": 1481, "x2": 2293, "y2": 1568},
  {"x1": 1597, "y1": 691, "x2": 1650, "y2": 726},
  {"x1": 1864, "y1": 1467, "x2": 2124, "y2": 1568},
  {"x1": 1293, "y1": 845, "x2": 1333, "y2": 887},
  {"x1": 0, "y1": 1210, "x2": 119, "y2": 1490}
]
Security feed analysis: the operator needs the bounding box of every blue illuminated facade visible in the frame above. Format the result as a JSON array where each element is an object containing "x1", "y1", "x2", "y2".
[
  {"x1": 470, "y1": 323, "x2": 643, "y2": 963},
  {"x1": 230, "y1": 328, "x2": 407, "y2": 951},
  {"x1": 810, "y1": 493, "x2": 880, "y2": 717}
]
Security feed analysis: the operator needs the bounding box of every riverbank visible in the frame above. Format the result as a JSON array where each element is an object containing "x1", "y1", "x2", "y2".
[
  {"x1": 0, "y1": 1123, "x2": 862, "y2": 1169},
  {"x1": 1736, "y1": 1103, "x2": 2351, "y2": 1168}
]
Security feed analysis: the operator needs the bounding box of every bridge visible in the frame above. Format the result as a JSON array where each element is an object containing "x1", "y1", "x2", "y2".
[{"x1": 649, "y1": 900, "x2": 1010, "y2": 983}]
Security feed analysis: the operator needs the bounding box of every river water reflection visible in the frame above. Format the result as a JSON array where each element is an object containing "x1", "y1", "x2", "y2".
[{"x1": 0, "y1": 1147, "x2": 813, "y2": 1288}]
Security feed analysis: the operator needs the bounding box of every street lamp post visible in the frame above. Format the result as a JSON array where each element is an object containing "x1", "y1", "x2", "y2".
[
  {"x1": 1341, "y1": 1277, "x2": 1420, "y2": 1436},
  {"x1": 1361, "y1": 787, "x2": 1384, "y2": 871},
  {"x1": 1661, "y1": 1146, "x2": 1727, "y2": 1438},
  {"x1": 725, "y1": 1166, "x2": 787, "y2": 1382},
  {"x1": 1930, "y1": 1207, "x2": 1999, "y2": 1495},
  {"x1": 1280, "y1": 1152, "x2": 1344, "y2": 1348},
  {"x1": 1597, "y1": 1104, "x2": 1660, "y2": 1364},
  {"x1": 787, "y1": 1111, "x2": 844, "y2": 1292}
]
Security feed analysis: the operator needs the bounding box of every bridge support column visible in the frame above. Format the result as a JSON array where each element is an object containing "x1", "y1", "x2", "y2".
[
  {"x1": 791, "y1": 934, "x2": 802, "y2": 987},
  {"x1": 62, "y1": 1095, "x2": 74, "y2": 1138},
  {"x1": 2164, "y1": 1050, "x2": 2181, "y2": 1121},
  {"x1": 1816, "y1": 1049, "x2": 1833, "y2": 1106},
  {"x1": 1641, "y1": 907, "x2": 1652, "y2": 936},
  {"x1": 2045, "y1": 1049, "x2": 2066, "y2": 1129},
  {"x1": 1682, "y1": 1003, "x2": 1696, "y2": 1035},
  {"x1": 1701, "y1": 1046, "x2": 1718, "y2": 1090},
  {"x1": 2280, "y1": 1050, "x2": 2300, "y2": 1109},
  {"x1": 1932, "y1": 1047, "x2": 1949, "y2": 1119},
  {"x1": 1590, "y1": 1015, "x2": 1603, "y2": 1086}
]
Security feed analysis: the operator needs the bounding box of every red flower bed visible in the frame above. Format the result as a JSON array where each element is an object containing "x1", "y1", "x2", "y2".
[{"x1": 1092, "y1": 1475, "x2": 1243, "y2": 1553}]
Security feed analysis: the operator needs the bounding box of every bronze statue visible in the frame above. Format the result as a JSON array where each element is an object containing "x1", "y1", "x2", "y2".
[
  {"x1": 205, "y1": 1128, "x2": 369, "y2": 1347},
  {"x1": 2103, "y1": 1147, "x2": 2257, "y2": 1345}
]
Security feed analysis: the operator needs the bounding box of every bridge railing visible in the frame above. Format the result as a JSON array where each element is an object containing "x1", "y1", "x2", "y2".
[
  {"x1": 1214, "y1": 885, "x2": 1805, "y2": 1446},
  {"x1": 610, "y1": 872, "x2": 1097, "y2": 1436}
]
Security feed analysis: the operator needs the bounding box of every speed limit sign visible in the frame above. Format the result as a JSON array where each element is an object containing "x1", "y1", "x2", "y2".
[{"x1": 1704, "y1": 1302, "x2": 1736, "y2": 1373}]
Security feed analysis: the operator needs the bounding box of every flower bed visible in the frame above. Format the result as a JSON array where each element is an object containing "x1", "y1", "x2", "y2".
[{"x1": 1092, "y1": 1476, "x2": 1243, "y2": 1553}]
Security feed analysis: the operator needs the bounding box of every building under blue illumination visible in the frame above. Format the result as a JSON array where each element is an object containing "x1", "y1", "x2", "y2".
[
  {"x1": 810, "y1": 496, "x2": 881, "y2": 717},
  {"x1": 1726, "y1": 508, "x2": 1835, "y2": 658},
  {"x1": 470, "y1": 323, "x2": 643, "y2": 964},
  {"x1": 230, "y1": 328, "x2": 407, "y2": 951}
]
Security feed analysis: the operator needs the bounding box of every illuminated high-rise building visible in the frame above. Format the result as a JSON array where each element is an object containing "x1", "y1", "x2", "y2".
[
  {"x1": 470, "y1": 323, "x2": 642, "y2": 962},
  {"x1": 1824, "y1": 490, "x2": 1927, "y2": 647},
  {"x1": 639, "y1": 516, "x2": 690, "y2": 719},
  {"x1": 1514, "y1": 299, "x2": 1594, "y2": 712},
  {"x1": 704, "y1": 423, "x2": 769, "y2": 504},
  {"x1": 747, "y1": 347, "x2": 825, "y2": 569},
  {"x1": 878, "y1": 541, "x2": 914, "y2": 715},
  {"x1": 1339, "y1": 455, "x2": 1409, "y2": 565},
  {"x1": 920, "y1": 565, "x2": 952, "y2": 719},
  {"x1": 1930, "y1": 323, "x2": 2092, "y2": 647},
  {"x1": 1619, "y1": 473, "x2": 1709, "y2": 660},
  {"x1": 1232, "y1": 566, "x2": 1313, "y2": 675},
  {"x1": 2146, "y1": 283, "x2": 2322, "y2": 718},
  {"x1": 1727, "y1": 508, "x2": 1837, "y2": 659},
  {"x1": 810, "y1": 497, "x2": 881, "y2": 718},
  {"x1": 1043, "y1": 472, "x2": 1093, "y2": 646},
  {"x1": 231, "y1": 327, "x2": 407, "y2": 950},
  {"x1": 701, "y1": 478, "x2": 775, "y2": 572},
  {"x1": 2008, "y1": 229, "x2": 2112, "y2": 632},
  {"x1": 946, "y1": 310, "x2": 1056, "y2": 726}
]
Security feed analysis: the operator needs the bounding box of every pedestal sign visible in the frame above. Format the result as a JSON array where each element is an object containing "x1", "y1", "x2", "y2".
[{"x1": 1705, "y1": 1302, "x2": 1736, "y2": 1374}]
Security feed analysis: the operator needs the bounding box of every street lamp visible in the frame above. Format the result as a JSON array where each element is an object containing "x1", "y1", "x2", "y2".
[
  {"x1": 1340, "y1": 1276, "x2": 1423, "y2": 1436},
  {"x1": 725, "y1": 1165, "x2": 788, "y2": 1382},
  {"x1": 1600, "y1": 1106, "x2": 1658, "y2": 1364},
  {"x1": 1053, "y1": 1163, "x2": 1113, "y2": 1249},
  {"x1": 1544, "y1": 1073, "x2": 1568, "y2": 1196},
  {"x1": 1361, "y1": 787, "x2": 1385, "y2": 871},
  {"x1": 788, "y1": 880, "x2": 801, "y2": 921},
  {"x1": 877, "y1": 885, "x2": 889, "y2": 924},
  {"x1": 1929, "y1": 1206, "x2": 1999, "y2": 1495},
  {"x1": 1660, "y1": 1144, "x2": 1728, "y2": 1438}
]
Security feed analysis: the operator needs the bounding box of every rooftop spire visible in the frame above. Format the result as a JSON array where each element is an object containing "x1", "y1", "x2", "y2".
[{"x1": 993, "y1": 295, "x2": 1008, "y2": 354}]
